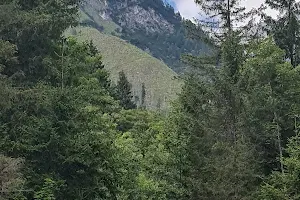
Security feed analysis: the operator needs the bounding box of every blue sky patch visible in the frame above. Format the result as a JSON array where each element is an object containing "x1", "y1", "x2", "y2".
[{"x1": 165, "y1": 0, "x2": 176, "y2": 8}]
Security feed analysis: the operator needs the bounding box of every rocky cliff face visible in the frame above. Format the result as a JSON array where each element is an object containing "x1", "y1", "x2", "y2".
[
  {"x1": 81, "y1": 0, "x2": 174, "y2": 34},
  {"x1": 115, "y1": 4, "x2": 174, "y2": 33}
]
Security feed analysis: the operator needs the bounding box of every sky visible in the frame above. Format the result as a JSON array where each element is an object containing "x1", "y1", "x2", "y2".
[{"x1": 166, "y1": 0, "x2": 279, "y2": 20}]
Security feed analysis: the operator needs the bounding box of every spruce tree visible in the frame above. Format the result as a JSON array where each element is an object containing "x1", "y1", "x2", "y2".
[
  {"x1": 194, "y1": 0, "x2": 257, "y2": 44},
  {"x1": 239, "y1": 38, "x2": 300, "y2": 174},
  {"x1": 0, "y1": 39, "x2": 120, "y2": 199},
  {"x1": 259, "y1": 132, "x2": 300, "y2": 199},
  {"x1": 177, "y1": 2, "x2": 265, "y2": 198},
  {"x1": 141, "y1": 83, "x2": 146, "y2": 109},
  {"x1": 0, "y1": 0, "x2": 80, "y2": 83},
  {"x1": 175, "y1": 64, "x2": 261, "y2": 199},
  {"x1": 116, "y1": 71, "x2": 136, "y2": 110},
  {"x1": 265, "y1": 0, "x2": 300, "y2": 67},
  {"x1": 175, "y1": 32, "x2": 263, "y2": 199}
]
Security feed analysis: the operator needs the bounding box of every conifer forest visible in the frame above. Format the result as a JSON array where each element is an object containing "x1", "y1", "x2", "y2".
[{"x1": 2, "y1": 0, "x2": 300, "y2": 199}]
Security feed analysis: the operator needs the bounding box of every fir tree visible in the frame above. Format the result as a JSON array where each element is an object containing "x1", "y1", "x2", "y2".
[
  {"x1": 0, "y1": 39, "x2": 120, "y2": 199},
  {"x1": 178, "y1": 3, "x2": 268, "y2": 198},
  {"x1": 239, "y1": 38, "x2": 300, "y2": 174},
  {"x1": 194, "y1": 0, "x2": 258, "y2": 44},
  {"x1": 259, "y1": 131, "x2": 300, "y2": 199},
  {"x1": 116, "y1": 71, "x2": 137, "y2": 110},
  {"x1": 0, "y1": 0, "x2": 80, "y2": 83},
  {"x1": 141, "y1": 83, "x2": 146, "y2": 109},
  {"x1": 265, "y1": 0, "x2": 300, "y2": 67}
]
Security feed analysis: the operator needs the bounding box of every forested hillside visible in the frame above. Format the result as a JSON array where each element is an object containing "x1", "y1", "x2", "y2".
[{"x1": 2, "y1": 0, "x2": 300, "y2": 200}]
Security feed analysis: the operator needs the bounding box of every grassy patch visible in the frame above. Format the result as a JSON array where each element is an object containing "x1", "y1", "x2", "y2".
[{"x1": 65, "y1": 26, "x2": 182, "y2": 110}]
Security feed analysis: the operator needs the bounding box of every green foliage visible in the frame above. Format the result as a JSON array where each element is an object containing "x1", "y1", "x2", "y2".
[
  {"x1": 174, "y1": 33, "x2": 280, "y2": 199},
  {"x1": 116, "y1": 71, "x2": 136, "y2": 110},
  {"x1": 113, "y1": 110, "x2": 186, "y2": 199},
  {"x1": 239, "y1": 38, "x2": 300, "y2": 173},
  {"x1": 243, "y1": 39, "x2": 300, "y2": 199},
  {"x1": 194, "y1": 0, "x2": 256, "y2": 44},
  {"x1": 265, "y1": 0, "x2": 300, "y2": 67},
  {"x1": 0, "y1": 0, "x2": 80, "y2": 82},
  {"x1": 258, "y1": 134, "x2": 300, "y2": 200},
  {"x1": 34, "y1": 178, "x2": 63, "y2": 200},
  {"x1": 4, "y1": 0, "x2": 300, "y2": 199},
  {"x1": 44, "y1": 37, "x2": 111, "y2": 89},
  {"x1": 174, "y1": 71, "x2": 261, "y2": 199},
  {"x1": 178, "y1": 30, "x2": 300, "y2": 199},
  {"x1": 0, "y1": 40, "x2": 18, "y2": 73},
  {"x1": 0, "y1": 39, "x2": 119, "y2": 199},
  {"x1": 0, "y1": 1, "x2": 186, "y2": 200}
]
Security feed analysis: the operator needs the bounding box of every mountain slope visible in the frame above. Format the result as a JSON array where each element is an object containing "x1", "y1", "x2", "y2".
[
  {"x1": 66, "y1": 27, "x2": 182, "y2": 110},
  {"x1": 80, "y1": 0, "x2": 211, "y2": 73}
]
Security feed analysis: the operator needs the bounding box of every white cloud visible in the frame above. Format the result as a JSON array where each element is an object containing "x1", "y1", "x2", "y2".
[
  {"x1": 172, "y1": 0, "x2": 200, "y2": 19},
  {"x1": 242, "y1": 0, "x2": 278, "y2": 18},
  {"x1": 172, "y1": 0, "x2": 279, "y2": 20}
]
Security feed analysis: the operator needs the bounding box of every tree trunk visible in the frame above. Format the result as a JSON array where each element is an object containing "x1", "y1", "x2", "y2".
[{"x1": 274, "y1": 112, "x2": 284, "y2": 174}]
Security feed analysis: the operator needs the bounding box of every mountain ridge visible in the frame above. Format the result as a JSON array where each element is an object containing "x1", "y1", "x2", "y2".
[{"x1": 80, "y1": 0, "x2": 210, "y2": 73}]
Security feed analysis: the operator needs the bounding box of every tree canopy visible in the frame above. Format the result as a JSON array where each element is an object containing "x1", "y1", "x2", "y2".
[{"x1": 2, "y1": 0, "x2": 300, "y2": 199}]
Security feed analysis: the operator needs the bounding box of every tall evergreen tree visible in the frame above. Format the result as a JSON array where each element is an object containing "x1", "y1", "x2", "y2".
[
  {"x1": 188, "y1": 0, "x2": 261, "y2": 68},
  {"x1": 259, "y1": 131, "x2": 300, "y2": 199},
  {"x1": 177, "y1": 37, "x2": 300, "y2": 199},
  {"x1": 189, "y1": 0, "x2": 259, "y2": 72},
  {"x1": 0, "y1": 39, "x2": 120, "y2": 199},
  {"x1": 0, "y1": 0, "x2": 81, "y2": 83},
  {"x1": 239, "y1": 38, "x2": 300, "y2": 174},
  {"x1": 141, "y1": 83, "x2": 146, "y2": 109},
  {"x1": 116, "y1": 71, "x2": 136, "y2": 110},
  {"x1": 265, "y1": 0, "x2": 300, "y2": 67},
  {"x1": 194, "y1": 0, "x2": 257, "y2": 44},
  {"x1": 175, "y1": 33, "x2": 261, "y2": 199},
  {"x1": 177, "y1": 3, "x2": 283, "y2": 199}
]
